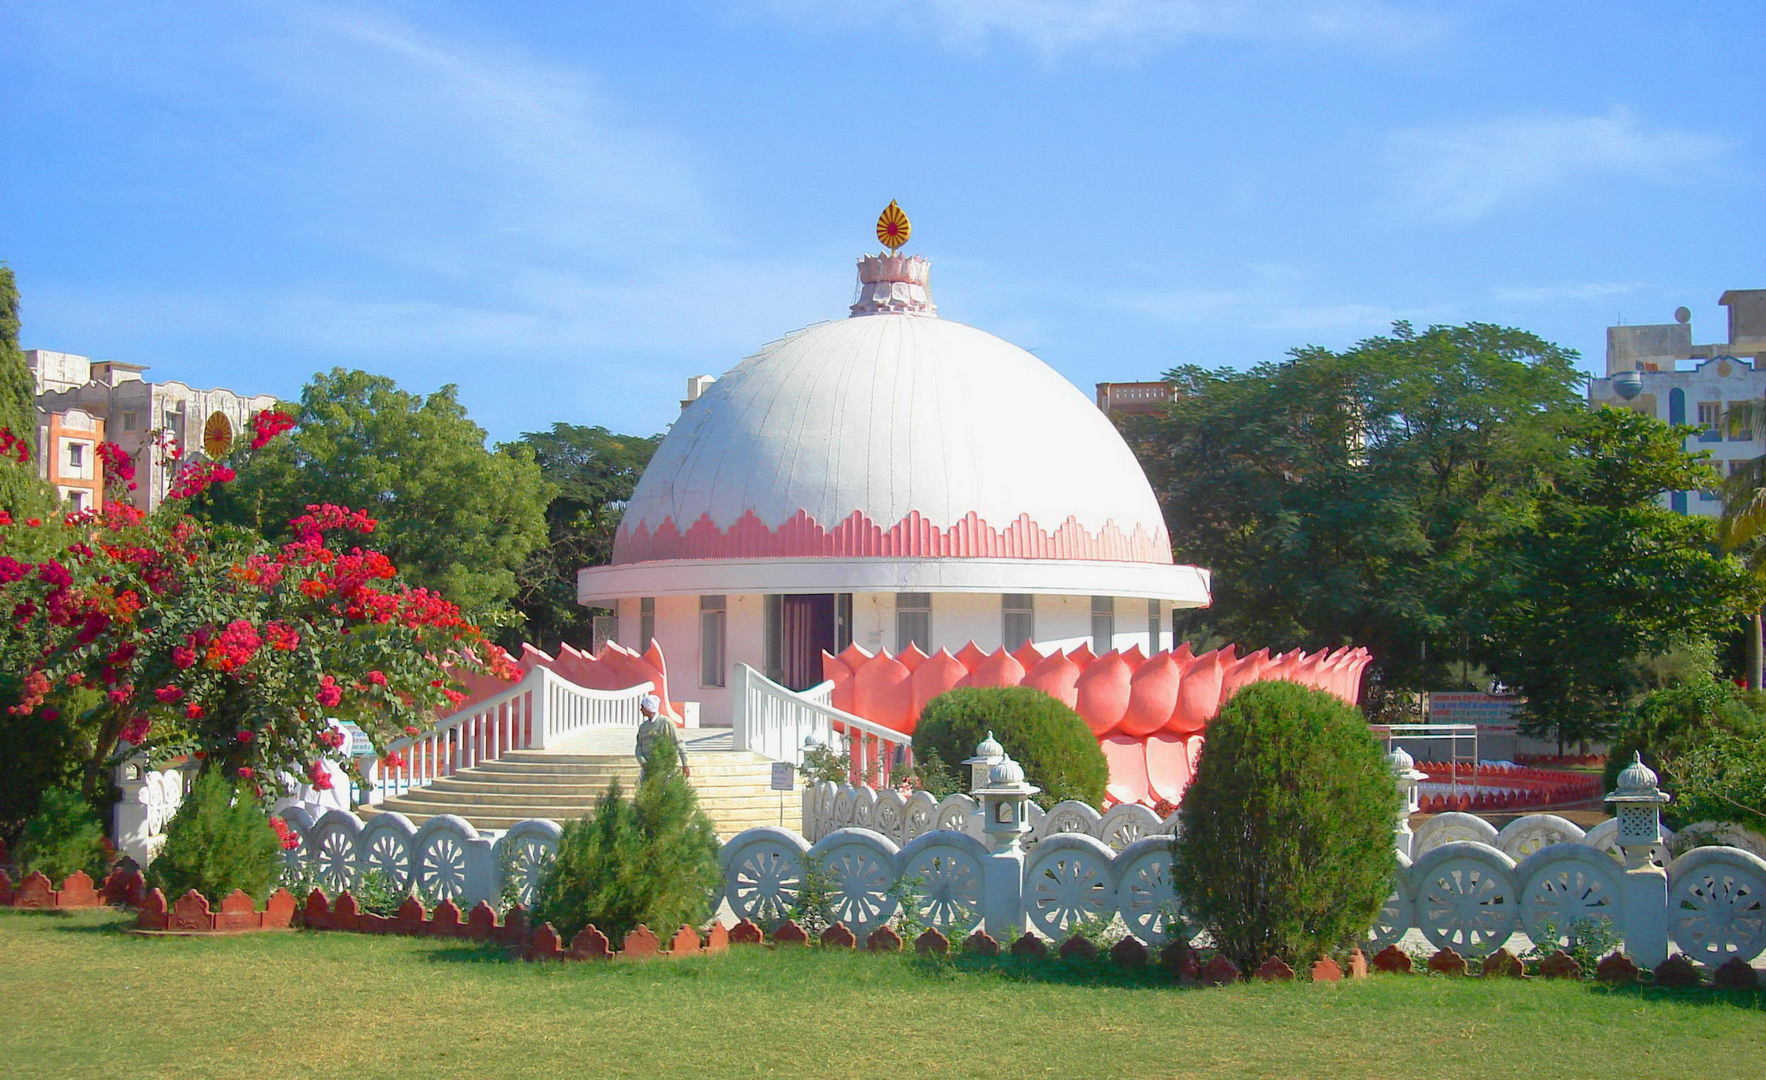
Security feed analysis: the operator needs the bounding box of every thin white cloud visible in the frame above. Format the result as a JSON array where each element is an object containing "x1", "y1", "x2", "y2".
[
  {"x1": 1489, "y1": 281, "x2": 1650, "y2": 305},
  {"x1": 1383, "y1": 107, "x2": 1731, "y2": 224},
  {"x1": 747, "y1": 0, "x2": 1449, "y2": 57}
]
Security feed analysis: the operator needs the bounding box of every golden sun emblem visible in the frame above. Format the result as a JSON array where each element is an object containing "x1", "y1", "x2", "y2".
[{"x1": 876, "y1": 200, "x2": 911, "y2": 250}]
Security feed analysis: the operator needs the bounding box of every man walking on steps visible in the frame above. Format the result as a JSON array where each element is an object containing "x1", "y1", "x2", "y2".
[{"x1": 634, "y1": 693, "x2": 690, "y2": 781}]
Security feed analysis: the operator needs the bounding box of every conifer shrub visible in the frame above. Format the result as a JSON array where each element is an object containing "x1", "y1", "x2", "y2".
[
  {"x1": 15, "y1": 786, "x2": 108, "y2": 882},
  {"x1": 1173, "y1": 681, "x2": 1397, "y2": 970},
  {"x1": 532, "y1": 750, "x2": 721, "y2": 942},
  {"x1": 148, "y1": 770, "x2": 282, "y2": 903},
  {"x1": 914, "y1": 687, "x2": 1107, "y2": 806}
]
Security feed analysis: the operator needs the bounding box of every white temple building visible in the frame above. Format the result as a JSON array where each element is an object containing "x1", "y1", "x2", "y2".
[{"x1": 580, "y1": 229, "x2": 1211, "y2": 723}]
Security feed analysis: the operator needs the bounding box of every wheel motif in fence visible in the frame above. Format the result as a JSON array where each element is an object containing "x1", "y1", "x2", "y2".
[
  {"x1": 495, "y1": 820, "x2": 561, "y2": 908},
  {"x1": 414, "y1": 817, "x2": 476, "y2": 902},
  {"x1": 1494, "y1": 815, "x2": 1586, "y2": 860},
  {"x1": 1515, "y1": 843, "x2": 1622, "y2": 946},
  {"x1": 1097, "y1": 804, "x2": 1162, "y2": 852},
  {"x1": 1365, "y1": 852, "x2": 1414, "y2": 953},
  {"x1": 1666, "y1": 847, "x2": 1766, "y2": 964},
  {"x1": 899, "y1": 833, "x2": 987, "y2": 935},
  {"x1": 809, "y1": 830, "x2": 900, "y2": 939},
  {"x1": 1410, "y1": 843, "x2": 1518, "y2": 954},
  {"x1": 718, "y1": 828, "x2": 807, "y2": 928},
  {"x1": 1114, "y1": 837, "x2": 1188, "y2": 946},
  {"x1": 360, "y1": 814, "x2": 416, "y2": 892},
  {"x1": 311, "y1": 812, "x2": 361, "y2": 894},
  {"x1": 1024, "y1": 834, "x2": 1117, "y2": 939}
]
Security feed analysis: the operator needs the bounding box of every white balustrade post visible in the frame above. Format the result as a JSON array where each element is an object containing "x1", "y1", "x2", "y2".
[
  {"x1": 731, "y1": 664, "x2": 750, "y2": 752},
  {"x1": 531, "y1": 670, "x2": 552, "y2": 750},
  {"x1": 974, "y1": 747, "x2": 1039, "y2": 939},
  {"x1": 1388, "y1": 747, "x2": 1426, "y2": 861},
  {"x1": 1606, "y1": 752, "x2": 1672, "y2": 966},
  {"x1": 112, "y1": 753, "x2": 156, "y2": 866}
]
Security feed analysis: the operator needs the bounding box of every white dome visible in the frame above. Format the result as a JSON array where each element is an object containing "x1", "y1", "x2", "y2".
[{"x1": 613, "y1": 314, "x2": 1172, "y2": 566}]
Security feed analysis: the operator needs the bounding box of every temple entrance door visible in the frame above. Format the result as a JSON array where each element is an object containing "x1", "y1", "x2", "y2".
[{"x1": 780, "y1": 594, "x2": 837, "y2": 691}]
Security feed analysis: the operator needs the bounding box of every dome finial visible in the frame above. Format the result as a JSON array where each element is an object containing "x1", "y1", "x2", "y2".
[{"x1": 876, "y1": 200, "x2": 911, "y2": 251}]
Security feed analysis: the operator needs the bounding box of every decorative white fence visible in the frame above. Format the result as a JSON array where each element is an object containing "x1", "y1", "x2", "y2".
[
  {"x1": 799, "y1": 781, "x2": 1180, "y2": 852},
  {"x1": 364, "y1": 667, "x2": 653, "y2": 801},
  {"x1": 730, "y1": 664, "x2": 914, "y2": 783},
  {"x1": 272, "y1": 803, "x2": 1766, "y2": 968}
]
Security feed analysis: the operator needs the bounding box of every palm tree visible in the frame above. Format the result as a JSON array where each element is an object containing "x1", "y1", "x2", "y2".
[{"x1": 1718, "y1": 400, "x2": 1766, "y2": 689}]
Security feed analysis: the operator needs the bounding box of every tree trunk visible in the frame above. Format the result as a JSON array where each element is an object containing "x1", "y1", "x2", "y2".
[{"x1": 1752, "y1": 611, "x2": 1764, "y2": 692}]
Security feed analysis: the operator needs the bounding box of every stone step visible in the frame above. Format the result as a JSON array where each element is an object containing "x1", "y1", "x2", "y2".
[{"x1": 467, "y1": 760, "x2": 767, "y2": 778}]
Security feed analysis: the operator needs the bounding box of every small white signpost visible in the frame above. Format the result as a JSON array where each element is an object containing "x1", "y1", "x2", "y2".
[{"x1": 771, "y1": 762, "x2": 795, "y2": 827}]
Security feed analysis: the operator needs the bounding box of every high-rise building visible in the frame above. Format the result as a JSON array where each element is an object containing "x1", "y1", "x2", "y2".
[
  {"x1": 1587, "y1": 290, "x2": 1766, "y2": 517},
  {"x1": 26, "y1": 349, "x2": 279, "y2": 511}
]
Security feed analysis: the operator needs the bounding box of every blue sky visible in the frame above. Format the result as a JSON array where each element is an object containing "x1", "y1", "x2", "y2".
[{"x1": 6, "y1": 1, "x2": 1762, "y2": 442}]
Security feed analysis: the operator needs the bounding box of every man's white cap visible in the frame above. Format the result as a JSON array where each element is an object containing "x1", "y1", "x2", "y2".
[{"x1": 640, "y1": 694, "x2": 661, "y2": 714}]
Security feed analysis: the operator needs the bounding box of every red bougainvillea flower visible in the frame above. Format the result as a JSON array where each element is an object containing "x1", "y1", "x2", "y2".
[
  {"x1": 382, "y1": 751, "x2": 405, "y2": 769},
  {"x1": 264, "y1": 620, "x2": 301, "y2": 651},
  {"x1": 0, "y1": 426, "x2": 32, "y2": 464},
  {"x1": 121, "y1": 715, "x2": 151, "y2": 743},
  {"x1": 403, "y1": 725, "x2": 420, "y2": 737},
  {"x1": 237, "y1": 766, "x2": 254, "y2": 779},
  {"x1": 236, "y1": 729, "x2": 255, "y2": 743},
  {"x1": 315, "y1": 675, "x2": 343, "y2": 708},
  {"x1": 171, "y1": 645, "x2": 198, "y2": 670},
  {"x1": 96, "y1": 441, "x2": 135, "y2": 484},
  {"x1": 307, "y1": 760, "x2": 334, "y2": 790},
  {"x1": 249, "y1": 408, "x2": 296, "y2": 450},
  {"x1": 184, "y1": 703, "x2": 205, "y2": 720},
  {"x1": 269, "y1": 816, "x2": 301, "y2": 851},
  {"x1": 154, "y1": 685, "x2": 183, "y2": 704},
  {"x1": 366, "y1": 670, "x2": 387, "y2": 686}
]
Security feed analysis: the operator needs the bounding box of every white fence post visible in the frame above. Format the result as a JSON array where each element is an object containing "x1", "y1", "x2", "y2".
[{"x1": 1608, "y1": 754, "x2": 1672, "y2": 967}]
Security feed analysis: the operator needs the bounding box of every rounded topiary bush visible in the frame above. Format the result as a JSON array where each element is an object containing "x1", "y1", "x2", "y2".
[
  {"x1": 1173, "y1": 680, "x2": 1397, "y2": 970},
  {"x1": 148, "y1": 770, "x2": 282, "y2": 903},
  {"x1": 914, "y1": 687, "x2": 1107, "y2": 806},
  {"x1": 16, "y1": 786, "x2": 108, "y2": 882},
  {"x1": 532, "y1": 749, "x2": 721, "y2": 943}
]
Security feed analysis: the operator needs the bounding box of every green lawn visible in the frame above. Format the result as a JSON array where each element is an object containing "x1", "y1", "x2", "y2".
[{"x1": 3, "y1": 908, "x2": 1762, "y2": 1079}]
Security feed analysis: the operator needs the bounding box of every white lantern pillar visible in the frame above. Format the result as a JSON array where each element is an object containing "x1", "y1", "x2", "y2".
[
  {"x1": 1388, "y1": 747, "x2": 1426, "y2": 860},
  {"x1": 973, "y1": 751, "x2": 1039, "y2": 940},
  {"x1": 1604, "y1": 752, "x2": 1672, "y2": 967},
  {"x1": 962, "y1": 732, "x2": 1005, "y2": 795}
]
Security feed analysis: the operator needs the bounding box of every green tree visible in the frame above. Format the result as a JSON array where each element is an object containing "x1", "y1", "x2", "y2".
[
  {"x1": 504, "y1": 423, "x2": 659, "y2": 652},
  {"x1": 0, "y1": 264, "x2": 60, "y2": 525},
  {"x1": 1173, "y1": 681, "x2": 1396, "y2": 970},
  {"x1": 0, "y1": 265, "x2": 35, "y2": 439},
  {"x1": 1127, "y1": 322, "x2": 1582, "y2": 711},
  {"x1": 149, "y1": 770, "x2": 283, "y2": 903},
  {"x1": 531, "y1": 749, "x2": 721, "y2": 943},
  {"x1": 201, "y1": 369, "x2": 549, "y2": 618},
  {"x1": 1475, "y1": 407, "x2": 1759, "y2": 750}
]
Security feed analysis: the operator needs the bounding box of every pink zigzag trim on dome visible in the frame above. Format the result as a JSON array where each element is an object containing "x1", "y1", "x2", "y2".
[{"x1": 613, "y1": 508, "x2": 1174, "y2": 565}]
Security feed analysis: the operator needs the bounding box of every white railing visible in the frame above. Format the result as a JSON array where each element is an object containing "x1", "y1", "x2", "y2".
[
  {"x1": 535, "y1": 668, "x2": 653, "y2": 748},
  {"x1": 730, "y1": 663, "x2": 914, "y2": 785},
  {"x1": 361, "y1": 667, "x2": 653, "y2": 801}
]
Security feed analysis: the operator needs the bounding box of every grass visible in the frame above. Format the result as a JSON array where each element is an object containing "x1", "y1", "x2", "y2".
[{"x1": 3, "y1": 908, "x2": 1763, "y2": 1079}]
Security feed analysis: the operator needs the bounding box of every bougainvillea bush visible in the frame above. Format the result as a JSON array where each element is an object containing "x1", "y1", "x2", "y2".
[{"x1": 0, "y1": 411, "x2": 516, "y2": 834}]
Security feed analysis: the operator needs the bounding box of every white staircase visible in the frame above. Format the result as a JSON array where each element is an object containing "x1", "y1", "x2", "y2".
[{"x1": 361, "y1": 731, "x2": 793, "y2": 839}]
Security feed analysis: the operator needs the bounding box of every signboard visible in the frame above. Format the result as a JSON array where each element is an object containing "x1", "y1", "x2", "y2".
[
  {"x1": 770, "y1": 761, "x2": 796, "y2": 792},
  {"x1": 1427, "y1": 692, "x2": 1525, "y2": 726}
]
